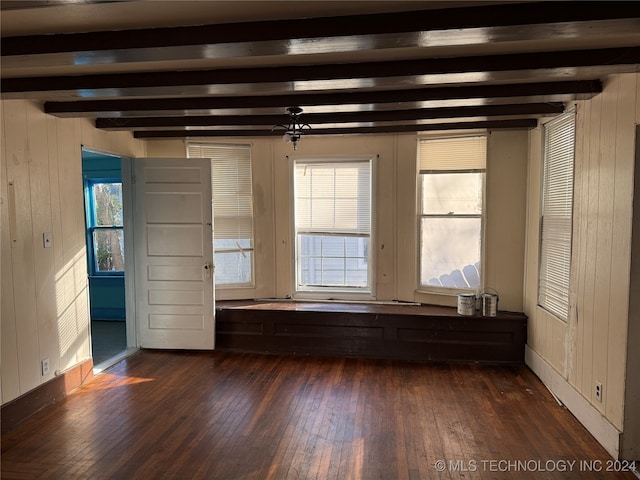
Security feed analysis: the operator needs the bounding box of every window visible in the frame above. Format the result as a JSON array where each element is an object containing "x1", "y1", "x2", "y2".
[
  {"x1": 294, "y1": 158, "x2": 373, "y2": 293},
  {"x1": 187, "y1": 143, "x2": 254, "y2": 287},
  {"x1": 538, "y1": 111, "x2": 575, "y2": 321},
  {"x1": 86, "y1": 181, "x2": 124, "y2": 275},
  {"x1": 418, "y1": 135, "x2": 486, "y2": 290}
]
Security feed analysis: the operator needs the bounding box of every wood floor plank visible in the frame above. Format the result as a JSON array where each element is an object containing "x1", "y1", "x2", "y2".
[{"x1": 1, "y1": 350, "x2": 637, "y2": 480}]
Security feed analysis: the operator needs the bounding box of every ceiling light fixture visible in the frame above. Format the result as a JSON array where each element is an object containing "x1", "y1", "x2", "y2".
[{"x1": 272, "y1": 106, "x2": 311, "y2": 150}]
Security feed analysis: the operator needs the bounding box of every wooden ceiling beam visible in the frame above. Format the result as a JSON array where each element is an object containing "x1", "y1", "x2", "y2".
[
  {"x1": 45, "y1": 80, "x2": 601, "y2": 117},
  {"x1": 133, "y1": 119, "x2": 539, "y2": 138},
  {"x1": 3, "y1": 48, "x2": 638, "y2": 98},
  {"x1": 95, "y1": 103, "x2": 563, "y2": 130},
  {"x1": 3, "y1": 2, "x2": 639, "y2": 57}
]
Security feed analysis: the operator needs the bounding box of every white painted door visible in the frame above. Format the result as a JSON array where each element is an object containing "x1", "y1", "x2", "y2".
[{"x1": 134, "y1": 158, "x2": 214, "y2": 349}]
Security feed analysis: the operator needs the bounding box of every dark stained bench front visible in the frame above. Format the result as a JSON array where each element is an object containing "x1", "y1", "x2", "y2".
[{"x1": 215, "y1": 300, "x2": 527, "y2": 364}]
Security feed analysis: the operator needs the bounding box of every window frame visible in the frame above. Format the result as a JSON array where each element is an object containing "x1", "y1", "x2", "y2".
[
  {"x1": 416, "y1": 135, "x2": 487, "y2": 294},
  {"x1": 84, "y1": 178, "x2": 125, "y2": 277},
  {"x1": 291, "y1": 155, "x2": 376, "y2": 299},
  {"x1": 538, "y1": 110, "x2": 576, "y2": 322}
]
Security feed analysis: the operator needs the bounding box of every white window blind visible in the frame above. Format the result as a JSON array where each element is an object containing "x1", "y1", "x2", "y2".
[
  {"x1": 295, "y1": 161, "x2": 371, "y2": 235},
  {"x1": 294, "y1": 159, "x2": 372, "y2": 291},
  {"x1": 187, "y1": 142, "x2": 254, "y2": 286},
  {"x1": 420, "y1": 135, "x2": 486, "y2": 172},
  {"x1": 538, "y1": 111, "x2": 575, "y2": 321}
]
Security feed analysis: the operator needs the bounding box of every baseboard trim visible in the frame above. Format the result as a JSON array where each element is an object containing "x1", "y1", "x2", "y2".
[
  {"x1": 525, "y1": 345, "x2": 621, "y2": 458},
  {"x1": 1, "y1": 358, "x2": 94, "y2": 434}
]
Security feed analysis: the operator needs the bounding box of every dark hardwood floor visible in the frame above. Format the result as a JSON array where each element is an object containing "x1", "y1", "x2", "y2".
[{"x1": 1, "y1": 350, "x2": 637, "y2": 479}]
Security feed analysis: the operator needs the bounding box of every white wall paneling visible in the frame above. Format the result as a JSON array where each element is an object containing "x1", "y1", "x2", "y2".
[
  {"x1": 524, "y1": 73, "x2": 639, "y2": 457},
  {"x1": 1, "y1": 99, "x2": 144, "y2": 404}
]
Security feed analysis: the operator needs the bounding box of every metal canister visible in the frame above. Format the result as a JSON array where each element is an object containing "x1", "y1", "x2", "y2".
[
  {"x1": 457, "y1": 293, "x2": 476, "y2": 316},
  {"x1": 481, "y1": 292, "x2": 498, "y2": 317}
]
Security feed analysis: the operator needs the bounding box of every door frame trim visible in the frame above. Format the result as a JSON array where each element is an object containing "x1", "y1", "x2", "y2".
[
  {"x1": 81, "y1": 145, "x2": 138, "y2": 351},
  {"x1": 121, "y1": 155, "x2": 138, "y2": 348}
]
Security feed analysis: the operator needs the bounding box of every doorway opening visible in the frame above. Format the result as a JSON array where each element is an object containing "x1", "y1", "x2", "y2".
[{"x1": 81, "y1": 148, "x2": 131, "y2": 371}]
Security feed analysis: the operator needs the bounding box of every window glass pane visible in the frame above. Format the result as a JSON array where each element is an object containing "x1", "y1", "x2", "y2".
[
  {"x1": 300, "y1": 235, "x2": 323, "y2": 256},
  {"x1": 93, "y1": 229, "x2": 124, "y2": 272},
  {"x1": 421, "y1": 173, "x2": 483, "y2": 215},
  {"x1": 92, "y1": 183, "x2": 123, "y2": 226},
  {"x1": 214, "y1": 238, "x2": 252, "y2": 251},
  {"x1": 298, "y1": 234, "x2": 369, "y2": 288},
  {"x1": 322, "y1": 257, "x2": 346, "y2": 286},
  {"x1": 420, "y1": 217, "x2": 481, "y2": 289},
  {"x1": 214, "y1": 251, "x2": 253, "y2": 285},
  {"x1": 322, "y1": 236, "x2": 345, "y2": 257},
  {"x1": 345, "y1": 258, "x2": 368, "y2": 286},
  {"x1": 345, "y1": 236, "x2": 365, "y2": 257},
  {"x1": 300, "y1": 257, "x2": 322, "y2": 285}
]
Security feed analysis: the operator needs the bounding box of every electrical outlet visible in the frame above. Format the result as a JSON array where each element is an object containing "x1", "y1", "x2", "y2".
[
  {"x1": 595, "y1": 382, "x2": 603, "y2": 402},
  {"x1": 41, "y1": 358, "x2": 50, "y2": 376}
]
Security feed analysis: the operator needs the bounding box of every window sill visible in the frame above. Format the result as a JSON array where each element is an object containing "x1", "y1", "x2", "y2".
[
  {"x1": 414, "y1": 288, "x2": 470, "y2": 308},
  {"x1": 416, "y1": 286, "x2": 478, "y2": 296}
]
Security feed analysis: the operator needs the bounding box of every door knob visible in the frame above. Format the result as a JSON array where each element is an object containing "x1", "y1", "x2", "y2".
[{"x1": 204, "y1": 261, "x2": 213, "y2": 279}]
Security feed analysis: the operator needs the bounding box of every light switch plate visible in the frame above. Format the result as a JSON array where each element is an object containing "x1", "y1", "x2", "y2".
[{"x1": 43, "y1": 232, "x2": 52, "y2": 248}]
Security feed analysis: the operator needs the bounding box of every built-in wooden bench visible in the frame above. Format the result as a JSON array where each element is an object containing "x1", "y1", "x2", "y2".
[{"x1": 215, "y1": 300, "x2": 527, "y2": 364}]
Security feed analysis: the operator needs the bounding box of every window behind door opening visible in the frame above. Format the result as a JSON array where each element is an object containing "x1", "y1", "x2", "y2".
[{"x1": 86, "y1": 180, "x2": 125, "y2": 275}]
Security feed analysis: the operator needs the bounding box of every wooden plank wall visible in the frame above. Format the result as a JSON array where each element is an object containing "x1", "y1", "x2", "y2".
[
  {"x1": 523, "y1": 73, "x2": 640, "y2": 433},
  {"x1": 622, "y1": 124, "x2": 640, "y2": 458},
  {"x1": 1, "y1": 99, "x2": 144, "y2": 405}
]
